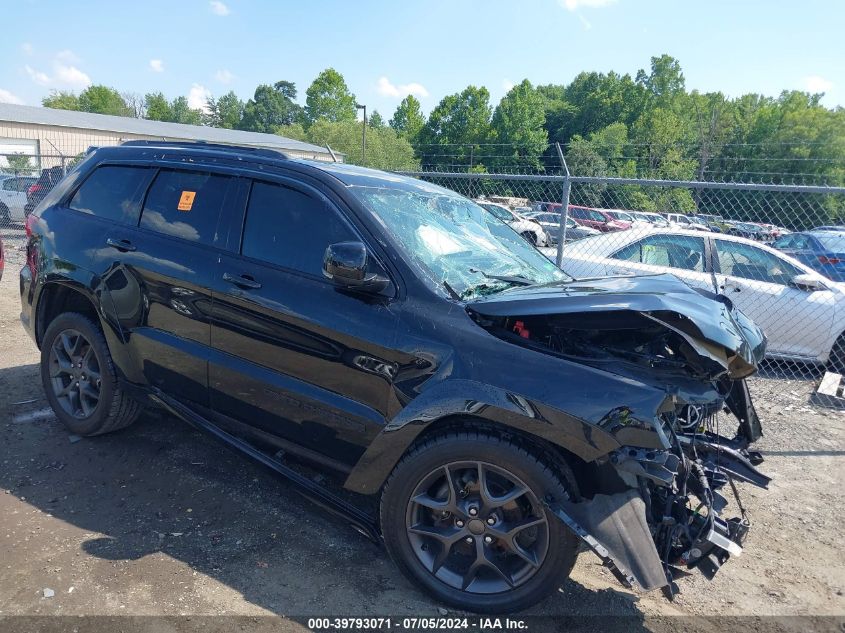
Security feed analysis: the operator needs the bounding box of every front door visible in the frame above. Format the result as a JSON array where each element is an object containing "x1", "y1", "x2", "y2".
[{"x1": 208, "y1": 177, "x2": 400, "y2": 469}]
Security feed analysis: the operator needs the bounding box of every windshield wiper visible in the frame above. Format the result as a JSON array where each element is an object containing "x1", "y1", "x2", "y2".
[{"x1": 468, "y1": 268, "x2": 535, "y2": 286}]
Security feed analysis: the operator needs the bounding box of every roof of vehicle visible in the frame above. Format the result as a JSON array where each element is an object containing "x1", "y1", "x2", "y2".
[
  {"x1": 91, "y1": 142, "x2": 455, "y2": 196},
  {"x1": 564, "y1": 226, "x2": 817, "y2": 262}
]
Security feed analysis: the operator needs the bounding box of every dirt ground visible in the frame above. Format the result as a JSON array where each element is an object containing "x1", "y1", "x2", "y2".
[{"x1": 1, "y1": 228, "x2": 843, "y2": 630}]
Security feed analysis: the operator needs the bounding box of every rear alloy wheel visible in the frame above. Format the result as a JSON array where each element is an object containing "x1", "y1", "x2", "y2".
[
  {"x1": 41, "y1": 312, "x2": 142, "y2": 436},
  {"x1": 48, "y1": 328, "x2": 101, "y2": 419},
  {"x1": 381, "y1": 432, "x2": 580, "y2": 613}
]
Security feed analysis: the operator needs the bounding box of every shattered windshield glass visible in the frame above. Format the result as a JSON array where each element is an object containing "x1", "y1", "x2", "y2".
[{"x1": 351, "y1": 185, "x2": 568, "y2": 299}]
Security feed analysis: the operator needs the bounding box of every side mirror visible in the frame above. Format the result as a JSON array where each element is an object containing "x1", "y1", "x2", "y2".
[
  {"x1": 790, "y1": 273, "x2": 828, "y2": 292},
  {"x1": 323, "y1": 242, "x2": 389, "y2": 293}
]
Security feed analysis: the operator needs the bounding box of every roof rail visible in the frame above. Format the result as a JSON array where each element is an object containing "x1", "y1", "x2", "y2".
[{"x1": 119, "y1": 139, "x2": 289, "y2": 160}]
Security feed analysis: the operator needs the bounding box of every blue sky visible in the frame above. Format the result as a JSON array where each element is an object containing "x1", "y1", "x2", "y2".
[{"x1": 2, "y1": 0, "x2": 842, "y2": 117}]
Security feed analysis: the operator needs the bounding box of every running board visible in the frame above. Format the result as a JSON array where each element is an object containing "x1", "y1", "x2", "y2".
[{"x1": 149, "y1": 392, "x2": 381, "y2": 543}]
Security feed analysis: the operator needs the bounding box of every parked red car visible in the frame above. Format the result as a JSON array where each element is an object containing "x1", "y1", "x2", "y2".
[{"x1": 567, "y1": 205, "x2": 631, "y2": 232}]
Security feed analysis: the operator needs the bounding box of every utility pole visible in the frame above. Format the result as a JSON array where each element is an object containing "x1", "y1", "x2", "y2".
[{"x1": 355, "y1": 103, "x2": 367, "y2": 165}]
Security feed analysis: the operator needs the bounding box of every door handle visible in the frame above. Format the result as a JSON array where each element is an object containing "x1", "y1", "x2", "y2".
[
  {"x1": 223, "y1": 272, "x2": 262, "y2": 289},
  {"x1": 105, "y1": 237, "x2": 136, "y2": 252}
]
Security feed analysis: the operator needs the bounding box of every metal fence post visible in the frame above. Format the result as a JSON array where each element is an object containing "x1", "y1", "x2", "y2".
[{"x1": 554, "y1": 142, "x2": 571, "y2": 268}]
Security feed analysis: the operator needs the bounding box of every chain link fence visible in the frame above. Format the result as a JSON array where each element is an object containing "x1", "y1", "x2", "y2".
[
  {"x1": 3, "y1": 138, "x2": 845, "y2": 381},
  {"x1": 399, "y1": 161, "x2": 845, "y2": 382}
]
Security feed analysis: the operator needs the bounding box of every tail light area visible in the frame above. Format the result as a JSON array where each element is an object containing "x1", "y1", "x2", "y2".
[
  {"x1": 818, "y1": 255, "x2": 842, "y2": 265},
  {"x1": 25, "y1": 213, "x2": 39, "y2": 278}
]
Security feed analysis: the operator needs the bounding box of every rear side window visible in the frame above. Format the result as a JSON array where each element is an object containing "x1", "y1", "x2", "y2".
[
  {"x1": 140, "y1": 169, "x2": 232, "y2": 245},
  {"x1": 241, "y1": 180, "x2": 357, "y2": 277},
  {"x1": 68, "y1": 165, "x2": 151, "y2": 224}
]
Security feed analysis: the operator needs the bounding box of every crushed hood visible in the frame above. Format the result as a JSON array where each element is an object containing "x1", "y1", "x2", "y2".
[{"x1": 467, "y1": 274, "x2": 767, "y2": 379}]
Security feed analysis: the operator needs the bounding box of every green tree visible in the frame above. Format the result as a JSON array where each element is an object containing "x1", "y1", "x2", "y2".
[
  {"x1": 78, "y1": 85, "x2": 133, "y2": 116},
  {"x1": 368, "y1": 110, "x2": 385, "y2": 128},
  {"x1": 637, "y1": 54, "x2": 686, "y2": 106},
  {"x1": 417, "y1": 86, "x2": 494, "y2": 169},
  {"x1": 276, "y1": 122, "x2": 308, "y2": 141},
  {"x1": 240, "y1": 81, "x2": 302, "y2": 133},
  {"x1": 389, "y1": 95, "x2": 425, "y2": 143},
  {"x1": 170, "y1": 96, "x2": 203, "y2": 125},
  {"x1": 491, "y1": 79, "x2": 548, "y2": 167},
  {"x1": 304, "y1": 68, "x2": 357, "y2": 125},
  {"x1": 5, "y1": 154, "x2": 32, "y2": 172},
  {"x1": 206, "y1": 91, "x2": 244, "y2": 129},
  {"x1": 144, "y1": 93, "x2": 203, "y2": 125},
  {"x1": 42, "y1": 91, "x2": 80, "y2": 111},
  {"x1": 144, "y1": 92, "x2": 173, "y2": 121},
  {"x1": 305, "y1": 119, "x2": 418, "y2": 170}
]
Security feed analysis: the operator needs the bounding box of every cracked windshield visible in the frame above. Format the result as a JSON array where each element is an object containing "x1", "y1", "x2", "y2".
[{"x1": 352, "y1": 186, "x2": 568, "y2": 299}]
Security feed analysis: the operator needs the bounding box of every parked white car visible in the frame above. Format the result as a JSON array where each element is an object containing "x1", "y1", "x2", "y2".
[
  {"x1": 475, "y1": 200, "x2": 549, "y2": 247},
  {"x1": 0, "y1": 174, "x2": 37, "y2": 224},
  {"x1": 605, "y1": 209, "x2": 651, "y2": 229},
  {"x1": 554, "y1": 228, "x2": 845, "y2": 368},
  {"x1": 665, "y1": 212, "x2": 712, "y2": 232}
]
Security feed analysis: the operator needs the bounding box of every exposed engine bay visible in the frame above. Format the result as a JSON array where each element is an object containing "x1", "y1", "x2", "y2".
[{"x1": 469, "y1": 305, "x2": 770, "y2": 598}]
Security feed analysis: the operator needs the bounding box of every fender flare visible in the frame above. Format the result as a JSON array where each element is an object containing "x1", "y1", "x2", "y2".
[{"x1": 342, "y1": 378, "x2": 621, "y2": 495}]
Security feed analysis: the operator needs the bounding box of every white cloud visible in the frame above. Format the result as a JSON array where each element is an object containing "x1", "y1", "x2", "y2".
[
  {"x1": 54, "y1": 63, "x2": 91, "y2": 88},
  {"x1": 502, "y1": 79, "x2": 515, "y2": 92},
  {"x1": 376, "y1": 76, "x2": 429, "y2": 99},
  {"x1": 209, "y1": 1, "x2": 230, "y2": 15},
  {"x1": 0, "y1": 89, "x2": 25, "y2": 105},
  {"x1": 558, "y1": 0, "x2": 616, "y2": 9},
  {"x1": 214, "y1": 69, "x2": 234, "y2": 84},
  {"x1": 25, "y1": 65, "x2": 50, "y2": 86},
  {"x1": 188, "y1": 83, "x2": 212, "y2": 113},
  {"x1": 149, "y1": 59, "x2": 164, "y2": 72},
  {"x1": 25, "y1": 50, "x2": 91, "y2": 89},
  {"x1": 804, "y1": 75, "x2": 833, "y2": 94},
  {"x1": 21, "y1": 42, "x2": 33, "y2": 56}
]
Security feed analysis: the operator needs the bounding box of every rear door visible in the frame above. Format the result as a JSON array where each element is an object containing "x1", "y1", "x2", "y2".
[
  {"x1": 89, "y1": 165, "x2": 238, "y2": 406},
  {"x1": 208, "y1": 175, "x2": 400, "y2": 470},
  {"x1": 606, "y1": 233, "x2": 714, "y2": 291},
  {"x1": 712, "y1": 237, "x2": 835, "y2": 358}
]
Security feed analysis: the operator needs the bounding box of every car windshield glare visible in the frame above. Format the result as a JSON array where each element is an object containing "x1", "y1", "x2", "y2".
[{"x1": 351, "y1": 186, "x2": 568, "y2": 299}]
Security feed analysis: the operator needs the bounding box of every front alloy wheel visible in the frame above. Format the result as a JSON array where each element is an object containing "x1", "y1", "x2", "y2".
[
  {"x1": 406, "y1": 461, "x2": 549, "y2": 593},
  {"x1": 48, "y1": 328, "x2": 102, "y2": 419}
]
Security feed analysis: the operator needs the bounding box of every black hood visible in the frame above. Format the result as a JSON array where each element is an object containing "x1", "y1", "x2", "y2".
[{"x1": 467, "y1": 274, "x2": 767, "y2": 379}]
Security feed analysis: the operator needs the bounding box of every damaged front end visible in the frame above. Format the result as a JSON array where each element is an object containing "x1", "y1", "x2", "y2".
[{"x1": 466, "y1": 274, "x2": 770, "y2": 598}]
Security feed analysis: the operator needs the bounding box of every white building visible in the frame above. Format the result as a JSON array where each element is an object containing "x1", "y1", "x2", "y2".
[{"x1": 0, "y1": 103, "x2": 336, "y2": 172}]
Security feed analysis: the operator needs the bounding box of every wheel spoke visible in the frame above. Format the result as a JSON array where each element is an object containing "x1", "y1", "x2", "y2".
[
  {"x1": 60, "y1": 332, "x2": 79, "y2": 358},
  {"x1": 409, "y1": 523, "x2": 464, "y2": 573},
  {"x1": 51, "y1": 357, "x2": 73, "y2": 377},
  {"x1": 499, "y1": 515, "x2": 547, "y2": 539},
  {"x1": 80, "y1": 382, "x2": 100, "y2": 403},
  {"x1": 461, "y1": 539, "x2": 514, "y2": 590}
]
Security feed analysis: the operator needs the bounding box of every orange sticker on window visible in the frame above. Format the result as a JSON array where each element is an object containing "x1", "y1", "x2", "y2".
[{"x1": 177, "y1": 191, "x2": 196, "y2": 211}]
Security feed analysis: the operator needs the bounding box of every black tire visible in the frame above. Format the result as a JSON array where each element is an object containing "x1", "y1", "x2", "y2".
[
  {"x1": 380, "y1": 432, "x2": 580, "y2": 613},
  {"x1": 520, "y1": 231, "x2": 538, "y2": 246},
  {"x1": 0, "y1": 204, "x2": 10, "y2": 226},
  {"x1": 40, "y1": 312, "x2": 142, "y2": 436},
  {"x1": 828, "y1": 332, "x2": 845, "y2": 374}
]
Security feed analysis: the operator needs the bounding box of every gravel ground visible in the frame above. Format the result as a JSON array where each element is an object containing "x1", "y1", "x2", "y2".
[{"x1": 0, "y1": 229, "x2": 843, "y2": 631}]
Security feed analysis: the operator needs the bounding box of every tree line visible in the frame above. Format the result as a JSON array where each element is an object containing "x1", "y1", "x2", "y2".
[{"x1": 40, "y1": 55, "x2": 844, "y2": 194}]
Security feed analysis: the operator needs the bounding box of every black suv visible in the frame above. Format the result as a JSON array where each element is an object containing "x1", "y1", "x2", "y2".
[{"x1": 20, "y1": 141, "x2": 770, "y2": 613}]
